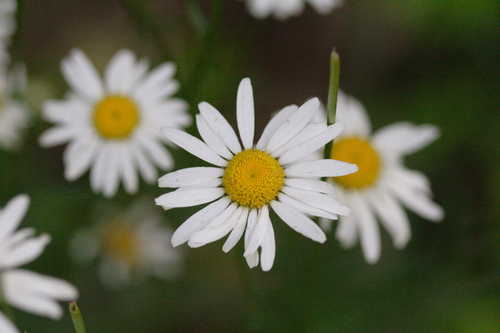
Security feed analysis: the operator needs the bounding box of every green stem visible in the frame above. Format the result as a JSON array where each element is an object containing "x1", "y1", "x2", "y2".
[
  {"x1": 327, "y1": 50, "x2": 341, "y2": 125},
  {"x1": 186, "y1": 0, "x2": 208, "y2": 35},
  {"x1": 69, "y1": 302, "x2": 87, "y2": 333}
]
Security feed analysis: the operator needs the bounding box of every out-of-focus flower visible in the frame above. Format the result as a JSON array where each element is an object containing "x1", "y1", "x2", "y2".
[
  {"x1": 244, "y1": 0, "x2": 343, "y2": 20},
  {"x1": 70, "y1": 199, "x2": 182, "y2": 287},
  {"x1": 40, "y1": 49, "x2": 191, "y2": 197},
  {"x1": 321, "y1": 92, "x2": 444, "y2": 263},
  {"x1": 0, "y1": 0, "x2": 16, "y2": 71},
  {"x1": 0, "y1": 195, "x2": 78, "y2": 333},
  {"x1": 0, "y1": 66, "x2": 30, "y2": 150},
  {"x1": 156, "y1": 78, "x2": 357, "y2": 271}
]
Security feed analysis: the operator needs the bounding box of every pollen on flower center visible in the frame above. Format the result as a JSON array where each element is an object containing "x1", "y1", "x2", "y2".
[
  {"x1": 330, "y1": 136, "x2": 381, "y2": 189},
  {"x1": 93, "y1": 95, "x2": 140, "y2": 139},
  {"x1": 223, "y1": 149, "x2": 285, "y2": 208},
  {"x1": 102, "y1": 222, "x2": 139, "y2": 266}
]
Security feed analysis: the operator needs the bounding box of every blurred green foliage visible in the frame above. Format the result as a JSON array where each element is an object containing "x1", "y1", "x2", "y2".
[{"x1": 0, "y1": 0, "x2": 498, "y2": 332}]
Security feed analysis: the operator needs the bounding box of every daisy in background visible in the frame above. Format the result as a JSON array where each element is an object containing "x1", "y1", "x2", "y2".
[
  {"x1": 0, "y1": 66, "x2": 30, "y2": 150},
  {"x1": 244, "y1": 0, "x2": 343, "y2": 20},
  {"x1": 70, "y1": 199, "x2": 182, "y2": 288},
  {"x1": 156, "y1": 78, "x2": 357, "y2": 271},
  {"x1": 40, "y1": 49, "x2": 191, "y2": 197},
  {"x1": 321, "y1": 92, "x2": 444, "y2": 263},
  {"x1": 0, "y1": 0, "x2": 16, "y2": 70},
  {"x1": 0, "y1": 195, "x2": 78, "y2": 333}
]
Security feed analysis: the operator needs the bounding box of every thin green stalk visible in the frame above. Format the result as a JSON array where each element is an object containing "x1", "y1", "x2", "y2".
[
  {"x1": 327, "y1": 50, "x2": 341, "y2": 125},
  {"x1": 186, "y1": 0, "x2": 208, "y2": 35},
  {"x1": 69, "y1": 302, "x2": 87, "y2": 333}
]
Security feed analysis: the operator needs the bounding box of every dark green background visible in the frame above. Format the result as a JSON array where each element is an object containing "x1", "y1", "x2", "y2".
[{"x1": 1, "y1": 0, "x2": 499, "y2": 332}]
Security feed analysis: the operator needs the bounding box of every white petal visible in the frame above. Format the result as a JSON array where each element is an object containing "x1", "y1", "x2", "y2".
[
  {"x1": 196, "y1": 114, "x2": 233, "y2": 159},
  {"x1": 171, "y1": 197, "x2": 230, "y2": 247},
  {"x1": 367, "y1": 189, "x2": 410, "y2": 249},
  {"x1": 389, "y1": 181, "x2": 444, "y2": 221},
  {"x1": 64, "y1": 138, "x2": 98, "y2": 181},
  {"x1": 266, "y1": 98, "x2": 319, "y2": 153},
  {"x1": 155, "y1": 187, "x2": 225, "y2": 210},
  {"x1": 188, "y1": 204, "x2": 240, "y2": 247},
  {"x1": 388, "y1": 167, "x2": 431, "y2": 194},
  {"x1": 285, "y1": 159, "x2": 358, "y2": 178},
  {"x1": 222, "y1": 207, "x2": 249, "y2": 253},
  {"x1": 256, "y1": 105, "x2": 297, "y2": 150},
  {"x1": 272, "y1": 123, "x2": 326, "y2": 158},
  {"x1": 244, "y1": 209, "x2": 259, "y2": 268},
  {"x1": 198, "y1": 102, "x2": 242, "y2": 154},
  {"x1": 279, "y1": 123, "x2": 343, "y2": 165},
  {"x1": 133, "y1": 63, "x2": 176, "y2": 100},
  {"x1": 0, "y1": 234, "x2": 50, "y2": 268},
  {"x1": 105, "y1": 49, "x2": 137, "y2": 94},
  {"x1": 335, "y1": 215, "x2": 358, "y2": 248},
  {"x1": 159, "y1": 167, "x2": 223, "y2": 188},
  {"x1": 278, "y1": 193, "x2": 338, "y2": 220},
  {"x1": 260, "y1": 218, "x2": 276, "y2": 271},
  {"x1": 102, "y1": 147, "x2": 120, "y2": 197},
  {"x1": 0, "y1": 195, "x2": 29, "y2": 242},
  {"x1": 90, "y1": 146, "x2": 108, "y2": 192},
  {"x1": 118, "y1": 146, "x2": 138, "y2": 194},
  {"x1": 350, "y1": 193, "x2": 381, "y2": 264},
  {"x1": 244, "y1": 206, "x2": 269, "y2": 256},
  {"x1": 39, "y1": 126, "x2": 76, "y2": 147},
  {"x1": 373, "y1": 123, "x2": 439, "y2": 156},
  {"x1": 0, "y1": 313, "x2": 17, "y2": 333},
  {"x1": 236, "y1": 78, "x2": 255, "y2": 149},
  {"x1": 131, "y1": 143, "x2": 158, "y2": 183},
  {"x1": 61, "y1": 49, "x2": 103, "y2": 101},
  {"x1": 3, "y1": 269, "x2": 78, "y2": 319},
  {"x1": 162, "y1": 128, "x2": 227, "y2": 167},
  {"x1": 270, "y1": 200, "x2": 326, "y2": 243},
  {"x1": 282, "y1": 186, "x2": 349, "y2": 216},
  {"x1": 285, "y1": 178, "x2": 336, "y2": 194},
  {"x1": 136, "y1": 135, "x2": 173, "y2": 170},
  {"x1": 335, "y1": 91, "x2": 371, "y2": 136}
]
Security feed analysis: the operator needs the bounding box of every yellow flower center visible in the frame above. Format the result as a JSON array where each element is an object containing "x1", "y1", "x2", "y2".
[
  {"x1": 223, "y1": 149, "x2": 285, "y2": 208},
  {"x1": 102, "y1": 222, "x2": 139, "y2": 267},
  {"x1": 330, "y1": 136, "x2": 381, "y2": 189},
  {"x1": 93, "y1": 95, "x2": 140, "y2": 139}
]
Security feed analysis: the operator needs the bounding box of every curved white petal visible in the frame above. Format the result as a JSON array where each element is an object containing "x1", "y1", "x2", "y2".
[
  {"x1": 282, "y1": 186, "x2": 349, "y2": 216},
  {"x1": 64, "y1": 138, "x2": 98, "y2": 181},
  {"x1": 0, "y1": 195, "x2": 29, "y2": 242},
  {"x1": 223, "y1": 207, "x2": 249, "y2": 253},
  {"x1": 335, "y1": 215, "x2": 358, "y2": 248},
  {"x1": 196, "y1": 114, "x2": 233, "y2": 159},
  {"x1": 388, "y1": 181, "x2": 444, "y2": 221},
  {"x1": 285, "y1": 159, "x2": 358, "y2": 178},
  {"x1": 278, "y1": 193, "x2": 338, "y2": 220},
  {"x1": 266, "y1": 98, "x2": 319, "y2": 153},
  {"x1": 336, "y1": 91, "x2": 371, "y2": 137},
  {"x1": 198, "y1": 102, "x2": 242, "y2": 154},
  {"x1": 188, "y1": 204, "x2": 240, "y2": 247},
  {"x1": 61, "y1": 49, "x2": 103, "y2": 101},
  {"x1": 0, "y1": 312, "x2": 17, "y2": 333},
  {"x1": 244, "y1": 206, "x2": 269, "y2": 256},
  {"x1": 279, "y1": 123, "x2": 343, "y2": 165},
  {"x1": 285, "y1": 178, "x2": 336, "y2": 194},
  {"x1": 105, "y1": 49, "x2": 138, "y2": 94},
  {"x1": 244, "y1": 209, "x2": 259, "y2": 268},
  {"x1": 350, "y1": 193, "x2": 381, "y2": 264},
  {"x1": 367, "y1": 189, "x2": 410, "y2": 249},
  {"x1": 373, "y1": 123, "x2": 439, "y2": 156},
  {"x1": 260, "y1": 217, "x2": 276, "y2": 271},
  {"x1": 171, "y1": 196, "x2": 230, "y2": 247},
  {"x1": 162, "y1": 128, "x2": 227, "y2": 167},
  {"x1": 159, "y1": 167, "x2": 223, "y2": 188},
  {"x1": 270, "y1": 200, "x2": 326, "y2": 243},
  {"x1": 236, "y1": 78, "x2": 255, "y2": 149},
  {"x1": 155, "y1": 187, "x2": 225, "y2": 210},
  {"x1": 0, "y1": 234, "x2": 50, "y2": 268},
  {"x1": 256, "y1": 105, "x2": 297, "y2": 150}
]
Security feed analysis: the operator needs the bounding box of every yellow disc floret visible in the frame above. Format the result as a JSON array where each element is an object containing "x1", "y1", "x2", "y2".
[
  {"x1": 93, "y1": 95, "x2": 140, "y2": 139},
  {"x1": 102, "y1": 221, "x2": 139, "y2": 267},
  {"x1": 223, "y1": 149, "x2": 285, "y2": 208},
  {"x1": 330, "y1": 136, "x2": 381, "y2": 189}
]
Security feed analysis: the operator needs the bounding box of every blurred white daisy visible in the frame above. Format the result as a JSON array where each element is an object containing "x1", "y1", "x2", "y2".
[
  {"x1": 70, "y1": 199, "x2": 182, "y2": 288},
  {"x1": 0, "y1": 66, "x2": 30, "y2": 150},
  {"x1": 156, "y1": 78, "x2": 357, "y2": 271},
  {"x1": 0, "y1": 195, "x2": 78, "y2": 333},
  {"x1": 321, "y1": 92, "x2": 444, "y2": 263},
  {"x1": 245, "y1": 0, "x2": 343, "y2": 20},
  {"x1": 0, "y1": 0, "x2": 16, "y2": 70},
  {"x1": 40, "y1": 49, "x2": 191, "y2": 197}
]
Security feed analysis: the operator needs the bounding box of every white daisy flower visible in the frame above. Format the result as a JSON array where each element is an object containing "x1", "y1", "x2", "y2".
[
  {"x1": 156, "y1": 78, "x2": 357, "y2": 271},
  {"x1": 0, "y1": 66, "x2": 30, "y2": 150},
  {"x1": 244, "y1": 0, "x2": 343, "y2": 20},
  {"x1": 40, "y1": 49, "x2": 191, "y2": 197},
  {"x1": 0, "y1": 195, "x2": 78, "y2": 333},
  {"x1": 321, "y1": 92, "x2": 444, "y2": 264},
  {"x1": 70, "y1": 199, "x2": 182, "y2": 288}
]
